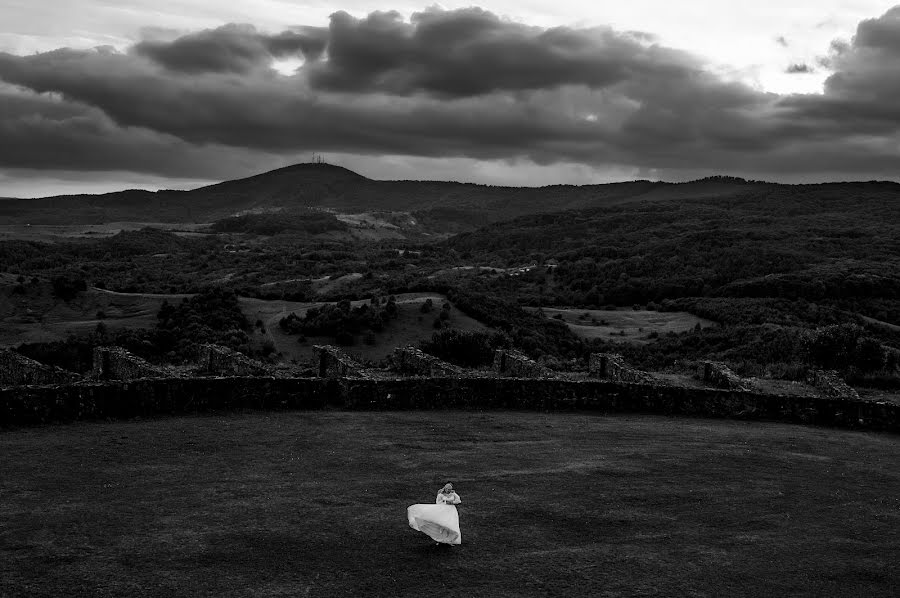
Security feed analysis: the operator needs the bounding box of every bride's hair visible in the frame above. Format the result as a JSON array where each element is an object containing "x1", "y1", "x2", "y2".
[{"x1": 441, "y1": 482, "x2": 454, "y2": 493}]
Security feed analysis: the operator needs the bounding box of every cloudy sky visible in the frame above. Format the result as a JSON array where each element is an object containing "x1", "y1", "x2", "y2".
[{"x1": 2, "y1": 1, "x2": 900, "y2": 196}]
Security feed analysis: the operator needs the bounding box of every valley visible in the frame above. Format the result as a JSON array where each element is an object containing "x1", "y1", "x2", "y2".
[{"x1": 0, "y1": 163, "x2": 898, "y2": 393}]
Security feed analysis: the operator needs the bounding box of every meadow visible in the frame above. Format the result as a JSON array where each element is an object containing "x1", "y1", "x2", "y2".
[
  {"x1": 2, "y1": 411, "x2": 898, "y2": 597},
  {"x1": 534, "y1": 308, "x2": 717, "y2": 344}
]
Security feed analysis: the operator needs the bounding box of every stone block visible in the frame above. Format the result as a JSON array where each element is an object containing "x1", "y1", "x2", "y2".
[
  {"x1": 196, "y1": 344, "x2": 271, "y2": 376},
  {"x1": 313, "y1": 345, "x2": 366, "y2": 378},
  {"x1": 91, "y1": 346, "x2": 172, "y2": 381},
  {"x1": 493, "y1": 349, "x2": 551, "y2": 378},
  {"x1": 0, "y1": 349, "x2": 80, "y2": 387}
]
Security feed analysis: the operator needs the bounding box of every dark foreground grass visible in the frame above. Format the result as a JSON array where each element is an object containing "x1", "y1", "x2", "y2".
[{"x1": 2, "y1": 412, "x2": 899, "y2": 597}]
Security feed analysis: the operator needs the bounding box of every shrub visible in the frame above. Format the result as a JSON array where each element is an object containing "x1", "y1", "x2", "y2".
[
  {"x1": 51, "y1": 274, "x2": 87, "y2": 302},
  {"x1": 801, "y1": 324, "x2": 884, "y2": 373},
  {"x1": 420, "y1": 329, "x2": 512, "y2": 368}
]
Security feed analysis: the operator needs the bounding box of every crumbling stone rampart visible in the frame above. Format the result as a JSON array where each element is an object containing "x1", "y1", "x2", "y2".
[
  {"x1": 807, "y1": 369, "x2": 860, "y2": 400},
  {"x1": 91, "y1": 347, "x2": 172, "y2": 381},
  {"x1": 493, "y1": 349, "x2": 551, "y2": 378},
  {"x1": 698, "y1": 361, "x2": 749, "y2": 392},
  {"x1": 389, "y1": 347, "x2": 464, "y2": 377},
  {"x1": 589, "y1": 353, "x2": 655, "y2": 384},
  {"x1": 1, "y1": 371, "x2": 896, "y2": 435},
  {"x1": 0, "y1": 349, "x2": 79, "y2": 387},
  {"x1": 196, "y1": 344, "x2": 271, "y2": 376},
  {"x1": 313, "y1": 345, "x2": 366, "y2": 378}
]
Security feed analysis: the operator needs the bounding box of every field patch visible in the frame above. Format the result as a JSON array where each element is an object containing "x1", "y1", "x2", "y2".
[
  {"x1": 537, "y1": 308, "x2": 719, "y2": 344},
  {"x1": 1, "y1": 412, "x2": 898, "y2": 597},
  {"x1": 242, "y1": 293, "x2": 490, "y2": 364},
  {"x1": 0, "y1": 282, "x2": 188, "y2": 346}
]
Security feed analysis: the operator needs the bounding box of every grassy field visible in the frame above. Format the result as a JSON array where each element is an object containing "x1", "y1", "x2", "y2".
[
  {"x1": 536, "y1": 308, "x2": 719, "y2": 344},
  {"x1": 246, "y1": 293, "x2": 489, "y2": 364},
  {"x1": 0, "y1": 223, "x2": 210, "y2": 242},
  {"x1": 0, "y1": 283, "x2": 488, "y2": 365},
  {"x1": 2, "y1": 412, "x2": 898, "y2": 597},
  {"x1": 0, "y1": 281, "x2": 189, "y2": 346}
]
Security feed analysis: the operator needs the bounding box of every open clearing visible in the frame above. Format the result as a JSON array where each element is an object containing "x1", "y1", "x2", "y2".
[
  {"x1": 0, "y1": 223, "x2": 210, "y2": 242},
  {"x1": 245, "y1": 292, "x2": 489, "y2": 364},
  {"x1": 2, "y1": 412, "x2": 898, "y2": 597},
  {"x1": 0, "y1": 282, "x2": 486, "y2": 365},
  {"x1": 0, "y1": 283, "x2": 190, "y2": 346},
  {"x1": 537, "y1": 308, "x2": 719, "y2": 344}
]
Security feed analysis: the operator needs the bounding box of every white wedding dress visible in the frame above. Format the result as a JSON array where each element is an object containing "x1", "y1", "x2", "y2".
[{"x1": 407, "y1": 491, "x2": 462, "y2": 545}]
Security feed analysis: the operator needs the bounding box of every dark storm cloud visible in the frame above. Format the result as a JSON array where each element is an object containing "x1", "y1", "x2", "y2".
[
  {"x1": 306, "y1": 7, "x2": 695, "y2": 96},
  {"x1": 1, "y1": 6, "x2": 900, "y2": 183},
  {"x1": 786, "y1": 63, "x2": 814, "y2": 73},
  {"x1": 0, "y1": 86, "x2": 274, "y2": 178},
  {"x1": 133, "y1": 23, "x2": 327, "y2": 74}
]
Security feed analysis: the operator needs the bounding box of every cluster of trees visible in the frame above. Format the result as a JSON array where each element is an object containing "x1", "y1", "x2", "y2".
[
  {"x1": 432, "y1": 283, "x2": 584, "y2": 359},
  {"x1": 419, "y1": 329, "x2": 511, "y2": 368},
  {"x1": 444, "y1": 190, "x2": 900, "y2": 322},
  {"x1": 211, "y1": 208, "x2": 348, "y2": 236},
  {"x1": 279, "y1": 296, "x2": 399, "y2": 345},
  {"x1": 156, "y1": 288, "x2": 252, "y2": 361},
  {"x1": 16, "y1": 288, "x2": 254, "y2": 371},
  {"x1": 51, "y1": 273, "x2": 88, "y2": 301}
]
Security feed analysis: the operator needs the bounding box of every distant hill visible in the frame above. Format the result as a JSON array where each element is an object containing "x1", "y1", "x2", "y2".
[
  {"x1": 0, "y1": 163, "x2": 770, "y2": 230},
  {"x1": 3, "y1": 163, "x2": 900, "y2": 237},
  {"x1": 444, "y1": 182, "x2": 900, "y2": 317}
]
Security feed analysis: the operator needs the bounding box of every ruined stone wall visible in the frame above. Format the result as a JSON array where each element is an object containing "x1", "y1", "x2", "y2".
[
  {"x1": 1, "y1": 377, "x2": 333, "y2": 426},
  {"x1": 1, "y1": 374, "x2": 898, "y2": 434},
  {"x1": 698, "y1": 361, "x2": 749, "y2": 392},
  {"x1": 313, "y1": 345, "x2": 366, "y2": 378},
  {"x1": 589, "y1": 353, "x2": 655, "y2": 384},
  {"x1": 493, "y1": 350, "x2": 550, "y2": 378},
  {"x1": 807, "y1": 369, "x2": 860, "y2": 400},
  {"x1": 0, "y1": 349, "x2": 80, "y2": 387},
  {"x1": 196, "y1": 344, "x2": 271, "y2": 377},
  {"x1": 91, "y1": 347, "x2": 173, "y2": 381},
  {"x1": 389, "y1": 347, "x2": 464, "y2": 377},
  {"x1": 335, "y1": 377, "x2": 900, "y2": 434}
]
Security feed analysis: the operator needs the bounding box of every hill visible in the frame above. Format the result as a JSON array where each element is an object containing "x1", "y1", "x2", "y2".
[{"x1": 0, "y1": 164, "x2": 799, "y2": 234}]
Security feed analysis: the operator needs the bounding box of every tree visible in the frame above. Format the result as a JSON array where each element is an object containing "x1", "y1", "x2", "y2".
[{"x1": 51, "y1": 274, "x2": 87, "y2": 302}]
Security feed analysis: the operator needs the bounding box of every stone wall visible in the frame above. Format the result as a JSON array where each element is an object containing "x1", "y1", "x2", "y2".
[
  {"x1": 389, "y1": 347, "x2": 464, "y2": 377},
  {"x1": 91, "y1": 347, "x2": 173, "y2": 381},
  {"x1": 0, "y1": 349, "x2": 80, "y2": 387},
  {"x1": 336, "y1": 377, "x2": 900, "y2": 434},
  {"x1": 589, "y1": 353, "x2": 655, "y2": 384},
  {"x1": 807, "y1": 369, "x2": 860, "y2": 400},
  {"x1": 1, "y1": 377, "x2": 334, "y2": 426},
  {"x1": 196, "y1": 344, "x2": 271, "y2": 377},
  {"x1": 698, "y1": 361, "x2": 749, "y2": 391},
  {"x1": 313, "y1": 345, "x2": 366, "y2": 378},
  {"x1": 1, "y1": 374, "x2": 898, "y2": 434},
  {"x1": 493, "y1": 350, "x2": 550, "y2": 378}
]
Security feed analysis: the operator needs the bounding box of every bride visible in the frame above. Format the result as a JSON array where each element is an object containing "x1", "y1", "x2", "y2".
[{"x1": 407, "y1": 483, "x2": 462, "y2": 545}]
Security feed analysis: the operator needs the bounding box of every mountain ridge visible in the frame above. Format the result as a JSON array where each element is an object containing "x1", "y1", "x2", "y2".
[{"x1": 3, "y1": 162, "x2": 900, "y2": 231}]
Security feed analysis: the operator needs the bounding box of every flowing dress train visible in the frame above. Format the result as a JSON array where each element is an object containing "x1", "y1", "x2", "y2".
[{"x1": 407, "y1": 491, "x2": 462, "y2": 545}]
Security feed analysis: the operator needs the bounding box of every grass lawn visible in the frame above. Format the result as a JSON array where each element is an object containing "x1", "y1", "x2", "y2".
[{"x1": 2, "y1": 412, "x2": 899, "y2": 597}]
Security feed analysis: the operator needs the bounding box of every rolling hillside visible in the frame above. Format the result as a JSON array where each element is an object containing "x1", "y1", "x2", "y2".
[{"x1": 0, "y1": 164, "x2": 806, "y2": 233}]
